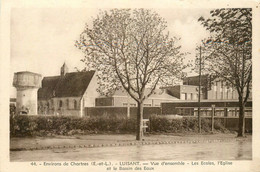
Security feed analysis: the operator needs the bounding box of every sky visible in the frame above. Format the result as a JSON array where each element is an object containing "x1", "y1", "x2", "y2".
[{"x1": 10, "y1": 8, "x2": 211, "y2": 98}]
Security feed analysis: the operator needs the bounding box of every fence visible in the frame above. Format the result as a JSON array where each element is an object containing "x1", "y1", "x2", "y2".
[{"x1": 183, "y1": 116, "x2": 252, "y2": 132}]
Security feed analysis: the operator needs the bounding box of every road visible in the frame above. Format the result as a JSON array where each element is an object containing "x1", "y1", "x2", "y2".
[{"x1": 10, "y1": 139, "x2": 251, "y2": 161}]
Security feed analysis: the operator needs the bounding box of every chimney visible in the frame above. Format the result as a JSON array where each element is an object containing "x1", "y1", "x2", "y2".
[{"x1": 60, "y1": 62, "x2": 68, "y2": 77}]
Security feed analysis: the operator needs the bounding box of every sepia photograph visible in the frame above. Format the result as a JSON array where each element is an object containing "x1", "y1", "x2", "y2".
[{"x1": 1, "y1": 0, "x2": 260, "y2": 171}]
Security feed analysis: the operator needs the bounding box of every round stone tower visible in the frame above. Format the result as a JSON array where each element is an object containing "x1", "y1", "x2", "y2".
[{"x1": 13, "y1": 71, "x2": 42, "y2": 115}]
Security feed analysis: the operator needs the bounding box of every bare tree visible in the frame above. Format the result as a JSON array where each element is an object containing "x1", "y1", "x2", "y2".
[
  {"x1": 198, "y1": 8, "x2": 252, "y2": 137},
  {"x1": 76, "y1": 9, "x2": 186, "y2": 140}
]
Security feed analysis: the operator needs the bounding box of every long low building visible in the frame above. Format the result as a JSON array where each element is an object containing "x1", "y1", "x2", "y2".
[{"x1": 162, "y1": 99, "x2": 252, "y2": 117}]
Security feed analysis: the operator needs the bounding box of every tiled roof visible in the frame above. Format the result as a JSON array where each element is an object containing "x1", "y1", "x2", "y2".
[
  {"x1": 38, "y1": 71, "x2": 95, "y2": 99},
  {"x1": 38, "y1": 76, "x2": 60, "y2": 99}
]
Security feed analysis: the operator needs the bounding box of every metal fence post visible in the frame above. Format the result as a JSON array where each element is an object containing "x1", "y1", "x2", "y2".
[{"x1": 211, "y1": 104, "x2": 215, "y2": 132}]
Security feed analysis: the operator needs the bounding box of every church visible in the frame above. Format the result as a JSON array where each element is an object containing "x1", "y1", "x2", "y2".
[{"x1": 37, "y1": 63, "x2": 99, "y2": 117}]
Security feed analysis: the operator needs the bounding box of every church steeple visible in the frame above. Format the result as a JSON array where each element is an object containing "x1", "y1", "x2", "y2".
[{"x1": 60, "y1": 62, "x2": 68, "y2": 77}]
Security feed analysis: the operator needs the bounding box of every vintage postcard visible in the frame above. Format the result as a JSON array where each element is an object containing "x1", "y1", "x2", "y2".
[{"x1": 0, "y1": 0, "x2": 260, "y2": 171}]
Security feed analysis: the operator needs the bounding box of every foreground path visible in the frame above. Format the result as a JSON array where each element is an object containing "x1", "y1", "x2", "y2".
[
  {"x1": 10, "y1": 133, "x2": 252, "y2": 161},
  {"x1": 11, "y1": 133, "x2": 250, "y2": 151},
  {"x1": 10, "y1": 139, "x2": 251, "y2": 161}
]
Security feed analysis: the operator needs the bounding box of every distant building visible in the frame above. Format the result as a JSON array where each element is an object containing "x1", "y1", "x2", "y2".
[
  {"x1": 161, "y1": 75, "x2": 252, "y2": 117},
  {"x1": 164, "y1": 85, "x2": 200, "y2": 100},
  {"x1": 183, "y1": 75, "x2": 252, "y2": 100},
  {"x1": 95, "y1": 88, "x2": 179, "y2": 107},
  {"x1": 33, "y1": 63, "x2": 252, "y2": 118},
  {"x1": 183, "y1": 75, "x2": 210, "y2": 98},
  {"x1": 37, "y1": 63, "x2": 99, "y2": 117}
]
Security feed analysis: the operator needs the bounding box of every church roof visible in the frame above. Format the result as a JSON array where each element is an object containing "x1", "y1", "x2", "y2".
[
  {"x1": 38, "y1": 76, "x2": 60, "y2": 99},
  {"x1": 38, "y1": 71, "x2": 95, "y2": 99}
]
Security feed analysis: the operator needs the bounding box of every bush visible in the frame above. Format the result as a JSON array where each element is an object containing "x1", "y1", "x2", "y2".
[
  {"x1": 10, "y1": 104, "x2": 16, "y2": 115},
  {"x1": 214, "y1": 119, "x2": 227, "y2": 132},
  {"x1": 10, "y1": 115, "x2": 38, "y2": 137}
]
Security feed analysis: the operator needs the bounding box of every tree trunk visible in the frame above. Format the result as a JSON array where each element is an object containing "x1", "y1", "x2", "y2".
[
  {"x1": 136, "y1": 101, "x2": 144, "y2": 141},
  {"x1": 237, "y1": 97, "x2": 245, "y2": 137}
]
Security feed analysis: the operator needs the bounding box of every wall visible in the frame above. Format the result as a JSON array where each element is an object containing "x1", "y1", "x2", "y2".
[
  {"x1": 113, "y1": 97, "x2": 167, "y2": 107},
  {"x1": 207, "y1": 81, "x2": 239, "y2": 100},
  {"x1": 16, "y1": 88, "x2": 39, "y2": 115},
  {"x1": 38, "y1": 97, "x2": 81, "y2": 116},
  {"x1": 13, "y1": 72, "x2": 42, "y2": 115},
  {"x1": 166, "y1": 85, "x2": 200, "y2": 100},
  {"x1": 113, "y1": 96, "x2": 137, "y2": 107},
  {"x1": 85, "y1": 107, "x2": 162, "y2": 119},
  {"x1": 95, "y1": 97, "x2": 114, "y2": 106},
  {"x1": 82, "y1": 72, "x2": 100, "y2": 108},
  {"x1": 180, "y1": 85, "x2": 199, "y2": 100},
  {"x1": 97, "y1": 96, "x2": 176, "y2": 107}
]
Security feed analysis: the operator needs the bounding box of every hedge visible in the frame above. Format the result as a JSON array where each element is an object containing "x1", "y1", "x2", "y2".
[
  {"x1": 10, "y1": 115, "x2": 136, "y2": 137},
  {"x1": 10, "y1": 115, "x2": 228, "y2": 137}
]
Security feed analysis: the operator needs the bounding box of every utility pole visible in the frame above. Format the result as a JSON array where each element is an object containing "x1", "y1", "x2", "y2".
[{"x1": 198, "y1": 46, "x2": 202, "y2": 133}]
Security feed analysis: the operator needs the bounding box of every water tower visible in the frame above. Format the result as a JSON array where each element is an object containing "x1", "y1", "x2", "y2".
[{"x1": 13, "y1": 71, "x2": 42, "y2": 115}]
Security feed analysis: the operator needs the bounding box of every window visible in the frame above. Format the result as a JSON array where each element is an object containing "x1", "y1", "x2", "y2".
[
  {"x1": 192, "y1": 93, "x2": 198, "y2": 100},
  {"x1": 181, "y1": 93, "x2": 185, "y2": 100},
  {"x1": 177, "y1": 108, "x2": 183, "y2": 115},
  {"x1": 225, "y1": 87, "x2": 229, "y2": 99},
  {"x1": 59, "y1": 100, "x2": 63, "y2": 110},
  {"x1": 213, "y1": 82, "x2": 217, "y2": 91},
  {"x1": 220, "y1": 81, "x2": 224, "y2": 99},
  {"x1": 74, "y1": 100, "x2": 77, "y2": 109},
  {"x1": 66, "y1": 99, "x2": 69, "y2": 109},
  {"x1": 123, "y1": 103, "x2": 136, "y2": 107},
  {"x1": 230, "y1": 87, "x2": 233, "y2": 99},
  {"x1": 245, "y1": 108, "x2": 252, "y2": 116},
  {"x1": 177, "y1": 108, "x2": 194, "y2": 116},
  {"x1": 144, "y1": 104, "x2": 151, "y2": 107},
  {"x1": 187, "y1": 93, "x2": 191, "y2": 100}
]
